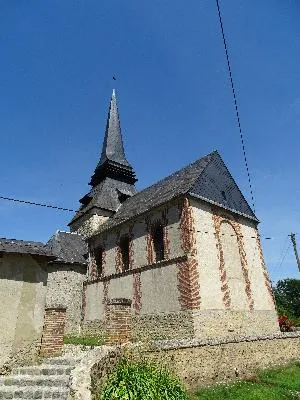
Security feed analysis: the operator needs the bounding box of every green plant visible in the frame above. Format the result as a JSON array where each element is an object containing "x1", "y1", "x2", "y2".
[
  {"x1": 98, "y1": 358, "x2": 189, "y2": 400},
  {"x1": 63, "y1": 334, "x2": 104, "y2": 346},
  {"x1": 273, "y1": 279, "x2": 300, "y2": 321}
]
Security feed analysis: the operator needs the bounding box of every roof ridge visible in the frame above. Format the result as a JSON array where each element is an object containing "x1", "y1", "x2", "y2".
[{"x1": 0, "y1": 237, "x2": 45, "y2": 245}]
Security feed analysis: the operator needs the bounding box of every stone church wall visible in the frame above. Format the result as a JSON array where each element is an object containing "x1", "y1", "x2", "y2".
[
  {"x1": 83, "y1": 197, "x2": 279, "y2": 342},
  {"x1": 46, "y1": 263, "x2": 86, "y2": 335},
  {"x1": 84, "y1": 258, "x2": 193, "y2": 341},
  {"x1": 190, "y1": 198, "x2": 279, "y2": 338},
  {"x1": 83, "y1": 202, "x2": 192, "y2": 340},
  {"x1": 0, "y1": 253, "x2": 48, "y2": 371}
]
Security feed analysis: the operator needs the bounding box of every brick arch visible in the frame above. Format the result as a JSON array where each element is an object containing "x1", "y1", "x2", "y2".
[
  {"x1": 212, "y1": 209, "x2": 254, "y2": 310},
  {"x1": 255, "y1": 230, "x2": 276, "y2": 308},
  {"x1": 220, "y1": 221, "x2": 250, "y2": 310}
]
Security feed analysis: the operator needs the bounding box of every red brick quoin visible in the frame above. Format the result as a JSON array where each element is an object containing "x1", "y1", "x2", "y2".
[
  {"x1": 177, "y1": 198, "x2": 200, "y2": 310},
  {"x1": 40, "y1": 307, "x2": 66, "y2": 357},
  {"x1": 132, "y1": 272, "x2": 142, "y2": 315},
  {"x1": 177, "y1": 258, "x2": 201, "y2": 310}
]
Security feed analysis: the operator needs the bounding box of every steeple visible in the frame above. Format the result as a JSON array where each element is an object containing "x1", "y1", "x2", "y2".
[
  {"x1": 69, "y1": 90, "x2": 137, "y2": 238},
  {"x1": 89, "y1": 90, "x2": 137, "y2": 187}
]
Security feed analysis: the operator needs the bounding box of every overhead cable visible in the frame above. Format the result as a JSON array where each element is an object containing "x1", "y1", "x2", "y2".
[
  {"x1": 215, "y1": 0, "x2": 256, "y2": 213},
  {"x1": 0, "y1": 195, "x2": 75, "y2": 212}
]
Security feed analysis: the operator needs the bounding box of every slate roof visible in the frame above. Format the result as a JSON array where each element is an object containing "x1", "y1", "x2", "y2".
[
  {"x1": 0, "y1": 238, "x2": 55, "y2": 258},
  {"x1": 95, "y1": 150, "x2": 258, "y2": 234},
  {"x1": 47, "y1": 231, "x2": 88, "y2": 265},
  {"x1": 189, "y1": 152, "x2": 257, "y2": 219},
  {"x1": 69, "y1": 178, "x2": 136, "y2": 225},
  {"x1": 89, "y1": 89, "x2": 137, "y2": 187},
  {"x1": 98, "y1": 89, "x2": 131, "y2": 169}
]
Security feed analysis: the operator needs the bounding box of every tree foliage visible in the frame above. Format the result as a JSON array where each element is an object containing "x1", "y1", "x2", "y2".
[{"x1": 273, "y1": 278, "x2": 300, "y2": 319}]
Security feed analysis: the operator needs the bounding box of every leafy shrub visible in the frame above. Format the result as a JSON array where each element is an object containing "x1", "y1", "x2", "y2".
[
  {"x1": 98, "y1": 358, "x2": 189, "y2": 400},
  {"x1": 63, "y1": 334, "x2": 104, "y2": 346},
  {"x1": 273, "y1": 279, "x2": 300, "y2": 319}
]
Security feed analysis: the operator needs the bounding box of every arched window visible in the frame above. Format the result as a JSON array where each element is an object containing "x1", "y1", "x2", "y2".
[
  {"x1": 152, "y1": 223, "x2": 165, "y2": 262},
  {"x1": 94, "y1": 247, "x2": 103, "y2": 277},
  {"x1": 120, "y1": 235, "x2": 130, "y2": 271}
]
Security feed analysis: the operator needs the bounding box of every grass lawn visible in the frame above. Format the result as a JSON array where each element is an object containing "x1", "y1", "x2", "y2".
[
  {"x1": 259, "y1": 362, "x2": 300, "y2": 392},
  {"x1": 63, "y1": 334, "x2": 104, "y2": 346},
  {"x1": 193, "y1": 362, "x2": 300, "y2": 400}
]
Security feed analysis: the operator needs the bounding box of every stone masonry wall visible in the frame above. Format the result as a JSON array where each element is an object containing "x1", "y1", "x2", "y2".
[
  {"x1": 72, "y1": 333, "x2": 300, "y2": 400},
  {"x1": 132, "y1": 311, "x2": 194, "y2": 342},
  {"x1": 46, "y1": 264, "x2": 86, "y2": 335},
  {"x1": 70, "y1": 210, "x2": 112, "y2": 240},
  {"x1": 143, "y1": 333, "x2": 300, "y2": 390},
  {"x1": 40, "y1": 307, "x2": 66, "y2": 357},
  {"x1": 81, "y1": 320, "x2": 106, "y2": 337}
]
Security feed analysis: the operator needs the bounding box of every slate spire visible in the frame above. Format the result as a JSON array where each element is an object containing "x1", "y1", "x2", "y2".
[{"x1": 89, "y1": 90, "x2": 137, "y2": 186}]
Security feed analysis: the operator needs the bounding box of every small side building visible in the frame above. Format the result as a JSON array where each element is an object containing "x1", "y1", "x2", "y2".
[{"x1": 0, "y1": 238, "x2": 55, "y2": 372}]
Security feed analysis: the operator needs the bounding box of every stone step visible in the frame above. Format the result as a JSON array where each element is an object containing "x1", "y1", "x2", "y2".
[
  {"x1": 0, "y1": 386, "x2": 69, "y2": 399},
  {"x1": 0, "y1": 374, "x2": 70, "y2": 387},
  {"x1": 12, "y1": 365, "x2": 73, "y2": 376},
  {"x1": 42, "y1": 357, "x2": 77, "y2": 366}
]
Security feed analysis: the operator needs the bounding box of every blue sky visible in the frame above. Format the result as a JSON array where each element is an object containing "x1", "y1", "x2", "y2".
[{"x1": 0, "y1": 1, "x2": 299, "y2": 282}]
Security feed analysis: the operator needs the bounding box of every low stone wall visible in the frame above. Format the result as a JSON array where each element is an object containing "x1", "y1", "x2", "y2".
[
  {"x1": 144, "y1": 332, "x2": 300, "y2": 390},
  {"x1": 67, "y1": 332, "x2": 300, "y2": 399},
  {"x1": 69, "y1": 345, "x2": 124, "y2": 400}
]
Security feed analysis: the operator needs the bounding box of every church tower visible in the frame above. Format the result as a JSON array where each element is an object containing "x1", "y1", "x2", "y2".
[{"x1": 69, "y1": 90, "x2": 137, "y2": 238}]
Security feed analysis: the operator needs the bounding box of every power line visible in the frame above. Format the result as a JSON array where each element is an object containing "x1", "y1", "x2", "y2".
[
  {"x1": 215, "y1": 0, "x2": 256, "y2": 213},
  {"x1": 0, "y1": 194, "x2": 290, "y2": 240},
  {"x1": 277, "y1": 239, "x2": 291, "y2": 269},
  {"x1": 0, "y1": 196, "x2": 75, "y2": 212}
]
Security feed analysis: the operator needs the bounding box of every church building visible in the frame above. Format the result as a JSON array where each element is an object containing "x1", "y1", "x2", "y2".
[{"x1": 69, "y1": 90, "x2": 279, "y2": 341}]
